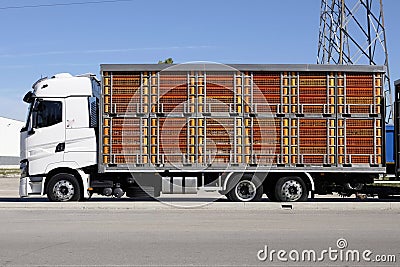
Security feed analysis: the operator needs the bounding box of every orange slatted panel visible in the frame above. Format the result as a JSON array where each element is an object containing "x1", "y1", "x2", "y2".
[
  {"x1": 346, "y1": 75, "x2": 373, "y2": 88},
  {"x1": 302, "y1": 155, "x2": 325, "y2": 164}
]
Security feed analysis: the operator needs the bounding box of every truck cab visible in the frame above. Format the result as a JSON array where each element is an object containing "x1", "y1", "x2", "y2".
[{"x1": 19, "y1": 73, "x2": 99, "y2": 200}]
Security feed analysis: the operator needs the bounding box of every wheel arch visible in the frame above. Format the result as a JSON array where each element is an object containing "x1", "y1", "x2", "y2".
[
  {"x1": 295, "y1": 172, "x2": 315, "y2": 193},
  {"x1": 221, "y1": 172, "x2": 235, "y2": 192}
]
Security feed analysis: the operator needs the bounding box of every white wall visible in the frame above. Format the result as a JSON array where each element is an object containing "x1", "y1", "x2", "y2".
[{"x1": 0, "y1": 117, "x2": 24, "y2": 157}]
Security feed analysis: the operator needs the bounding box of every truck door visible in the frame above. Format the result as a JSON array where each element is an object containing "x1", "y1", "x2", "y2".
[{"x1": 26, "y1": 98, "x2": 66, "y2": 175}]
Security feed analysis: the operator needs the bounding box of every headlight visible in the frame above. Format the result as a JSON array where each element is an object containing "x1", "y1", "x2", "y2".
[{"x1": 20, "y1": 161, "x2": 28, "y2": 178}]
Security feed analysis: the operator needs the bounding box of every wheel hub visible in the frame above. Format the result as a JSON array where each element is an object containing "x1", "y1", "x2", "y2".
[
  {"x1": 60, "y1": 186, "x2": 68, "y2": 194},
  {"x1": 280, "y1": 180, "x2": 303, "y2": 201},
  {"x1": 288, "y1": 186, "x2": 298, "y2": 194},
  {"x1": 53, "y1": 180, "x2": 75, "y2": 201},
  {"x1": 235, "y1": 180, "x2": 256, "y2": 201}
]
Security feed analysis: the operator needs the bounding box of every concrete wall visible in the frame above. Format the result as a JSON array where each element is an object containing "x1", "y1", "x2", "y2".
[{"x1": 0, "y1": 117, "x2": 24, "y2": 167}]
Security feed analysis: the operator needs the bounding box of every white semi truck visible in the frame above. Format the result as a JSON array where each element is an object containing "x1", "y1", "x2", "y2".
[{"x1": 19, "y1": 63, "x2": 400, "y2": 202}]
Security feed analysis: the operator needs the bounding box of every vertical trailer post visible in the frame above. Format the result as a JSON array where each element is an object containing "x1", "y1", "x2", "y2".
[{"x1": 395, "y1": 80, "x2": 400, "y2": 179}]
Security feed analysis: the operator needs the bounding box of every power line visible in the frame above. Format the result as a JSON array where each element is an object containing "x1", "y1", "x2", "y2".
[{"x1": 0, "y1": 0, "x2": 134, "y2": 10}]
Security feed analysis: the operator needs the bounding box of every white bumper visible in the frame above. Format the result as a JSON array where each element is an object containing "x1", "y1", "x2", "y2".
[{"x1": 19, "y1": 177, "x2": 44, "y2": 197}]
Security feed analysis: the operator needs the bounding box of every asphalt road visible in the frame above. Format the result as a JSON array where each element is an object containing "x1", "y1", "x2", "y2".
[
  {"x1": 0, "y1": 177, "x2": 400, "y2": 266},
  {"x1": 0, "y1": 209, "x2": 399, "y2": 267}
]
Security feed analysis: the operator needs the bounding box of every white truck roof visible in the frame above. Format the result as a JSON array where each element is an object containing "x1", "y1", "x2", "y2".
[{"x1": 32, "y1": 73, "x2": 93, "y2": 98}]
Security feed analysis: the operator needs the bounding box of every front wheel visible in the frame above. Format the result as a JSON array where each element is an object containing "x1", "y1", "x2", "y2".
[
  {"x1": 226, "y1": 176, "x2": 263, "y2": 202},
  {"x1": 274, "y1": 176, "x2": 308, "y2": 202},
  {"x1": 47, "y1": 173, "x2": 81, "y2": 202}
]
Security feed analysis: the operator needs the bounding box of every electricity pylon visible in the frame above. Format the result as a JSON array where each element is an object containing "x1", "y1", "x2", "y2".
[{"x1": 317, "y1": 0, "x2": 392, "y2": 123}]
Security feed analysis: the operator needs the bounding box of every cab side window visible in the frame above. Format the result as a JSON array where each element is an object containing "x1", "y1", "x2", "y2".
[{"x1": 32, "y1": 101, "x2": 62, "y2": 128}]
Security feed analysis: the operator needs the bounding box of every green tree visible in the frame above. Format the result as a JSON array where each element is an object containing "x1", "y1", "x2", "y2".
[{"x1": 158, "y1": 58, "x2": 174, "y2": 64}]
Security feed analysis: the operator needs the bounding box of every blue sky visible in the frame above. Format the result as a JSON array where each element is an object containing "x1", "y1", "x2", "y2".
[{"x1": 0, "y1": 0, "x2": 399, "y2": 121}]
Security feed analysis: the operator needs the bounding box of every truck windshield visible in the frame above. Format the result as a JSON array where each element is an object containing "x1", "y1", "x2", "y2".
[{"x1": 21, "y1": 103, "x2": 33, "y2": 132}]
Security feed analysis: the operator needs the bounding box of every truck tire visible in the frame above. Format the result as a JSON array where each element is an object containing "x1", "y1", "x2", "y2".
[
  {"x1": 47, "y1": 173, "x2": 81, "y2": 202},
  {"x1": 274, "y1": 176, "x2": 308, "y2": 202},
  {"x1": 226, "y1": 176, "x2": 263, "y2": 202}
]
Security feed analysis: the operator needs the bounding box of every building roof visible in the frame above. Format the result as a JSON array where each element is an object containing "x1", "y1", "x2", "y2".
[{"x1": 0, "y1": 116, "x2": 24, "y2": 124}]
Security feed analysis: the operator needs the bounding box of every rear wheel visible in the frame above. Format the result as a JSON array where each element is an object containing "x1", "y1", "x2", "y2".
[
  {"x1": 274, "y1": 176, "x2": 308, "y2": 202},
  {"x1": 226, "y1": 176, "x2": 263, "y2": 202},
  {"x1": 47, "y1": 173, "x2": 81, "y2": 202}
]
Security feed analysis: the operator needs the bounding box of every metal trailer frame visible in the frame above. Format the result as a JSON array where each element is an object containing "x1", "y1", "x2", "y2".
[{"x1": 98, "y1": 64, "x2": 386, "y2": 177}]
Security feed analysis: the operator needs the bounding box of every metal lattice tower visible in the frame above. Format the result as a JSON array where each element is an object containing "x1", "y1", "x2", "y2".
[{"x1": 317, "y1": 0, "x2": 392, "y2": 122}]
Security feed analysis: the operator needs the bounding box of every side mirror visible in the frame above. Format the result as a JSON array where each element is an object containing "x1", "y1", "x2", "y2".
[
  {"x1": 20, "y1": 126, "x2": 28, "y2": 133},
  {"x1": 23, "y1": 91, "x2": 34, "y2": 103},
  {"x1": 28, "y1": 129, "x2": 35, "y2": 135}
]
